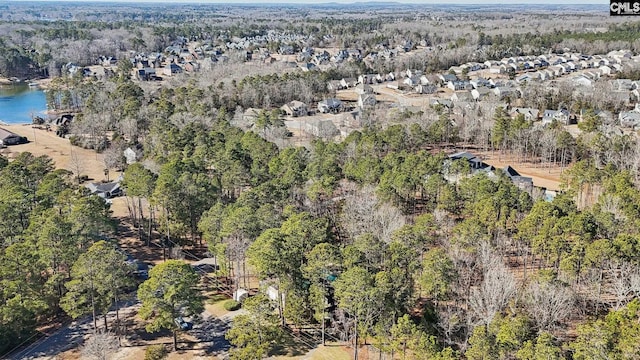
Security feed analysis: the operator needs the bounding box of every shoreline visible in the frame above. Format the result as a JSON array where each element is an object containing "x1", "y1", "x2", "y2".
[
  {"x1": 0, "y1": 121, "x2": 32, "y2": 126},
  {"x1": 0, "y1": 77, "x2": 51, "y2": 89}
]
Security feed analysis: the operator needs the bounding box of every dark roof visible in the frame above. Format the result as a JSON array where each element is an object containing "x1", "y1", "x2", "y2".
[
  {"x1": 0, "y1": 128, "x2": 21, "y2": 140},
  {"x1": 449, "y1": 151, "x2": 480, "y2": 162},
  {"x1": 504, "y1": 165, "x2": 520, "y2": 177},
  {"x1": 503, "y1": 166, "x2": 533, "y2": 185},
  {"x1": 86, "y1": 182, "x2": 121, "y2": 198}
]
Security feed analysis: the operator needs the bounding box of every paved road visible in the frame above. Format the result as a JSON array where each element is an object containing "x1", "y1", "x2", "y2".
[
  {"x1": 4, "y1": 302, "x2": 140, "y2": 360},
  {"x1": 4, "y1": 302, "x2": 242, "y2": 360}
]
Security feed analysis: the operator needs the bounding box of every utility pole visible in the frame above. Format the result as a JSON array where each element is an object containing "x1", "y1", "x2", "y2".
[
  {"x1": 353, "y1": 315, "x2": 358, "y2": 360},
  {"x1": 321, "y1": 307, "x2": 325, "y2": 346}
]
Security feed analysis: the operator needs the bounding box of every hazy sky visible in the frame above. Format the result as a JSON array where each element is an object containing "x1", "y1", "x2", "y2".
[{"x1": 5, "y1": 0, "x2": 606, "y2": 3}]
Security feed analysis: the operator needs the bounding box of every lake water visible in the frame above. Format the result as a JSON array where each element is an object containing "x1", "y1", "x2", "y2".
[{"x1": 0, "y1": 84, "x2": 47, "y2": 124}]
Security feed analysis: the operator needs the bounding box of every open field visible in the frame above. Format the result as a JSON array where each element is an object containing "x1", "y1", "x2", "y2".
[
  {"x1": 474, "y1": 151, "x2": 564, "y2": 191},
  {"x1": 3, "y1": 124, "x2": 119, "y2": 182}
]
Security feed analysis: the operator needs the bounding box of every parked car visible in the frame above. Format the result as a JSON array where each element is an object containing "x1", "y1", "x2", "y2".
[{"x1": 174, "y1": 317, "x2": 193, "y2": 331}]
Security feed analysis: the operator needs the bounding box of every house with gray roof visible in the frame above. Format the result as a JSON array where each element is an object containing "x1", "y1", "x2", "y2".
[
  {"x1": 503, "y1": 166, "x2": 533, "y2": 192},
  {"x1": 358, "y1": 93, "x2": 377, "y2": 109},
  {"x1": 619, "y1": 107, "x2": 640, "y2": 129},
  {"x1": 86, "y1": 180, "x2": 122, "y2": 199},
  {"x1": 318, "y1": 98, "x2": 343, "y2": 114},
  {"x1": 510, "y1": 108, "x2": 540, "y2": 122},
  {"x1": 542, "y1": 109, "x2": 571, "y2": 125}
]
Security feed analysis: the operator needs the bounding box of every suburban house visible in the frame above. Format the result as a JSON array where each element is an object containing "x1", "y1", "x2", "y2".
[
  {"x1": 430, "y1": 98, "x2": 453, "y2": 109},
  {"x1": 281, "y1": 101, "x2": 309, "y2": 117},
  {"x1": 510, "y1": 108, "x2": 540, "y2": 122},
  {"x1": 579, "y1": 109, "x2": 613, "y2": 125},
  {"x1": 358, "y1": 93, "x2": 377, "y2": 109},
  {"x1": 542, "y1": 109, "x2": 571, "y2": 125},
  {"x1": 443, "y1": 151, "x2": 497, "y2": 182},
  {"x1": 386, "y1": 81, "x2": 403, "y2": 90},
  {"x1": 619, "y1": 105, "x2": 640, "y2": 129},
  {"x1": 318, "y1": 98, "x2": 343, "y2": 113},
  {"x1": 515, "y1": 73, "x2": 535, "y2": 83},
  {"x1": 184, "y1": 62, "x2": 200, "y2": 72},
  {"x1": 451, "y1": 91, "x2": 474, "y2": 102},
  {"x1": 405, "y1": 69, "x2": 422, "y2": 78},
  {"x1": 327, "y1": 80, "x2": 342, "y2": 92},
  {"x1": 404, "y1": 76, "x2": 421, "y2": 87},
  {"x1": 137, "y1": 68, "x2": 157, "y2": 81},
  {"x1": 471, "y1": 87, "x2": 492, "y2": 101},
  {"x1": 437, "y1": 73, "x2": 457, "y2": 84},
  {"x1": 493, "y1": 86, "x2": 516, "y2": 99},
  {"x1": 448, "y1": 151, "x2": 486, "y2": 170},
  {"x1": 503, "y1": 166, "x2": 534, "y2": 192},
  {"x1": 299, "y1": 63, "x2": 318, "y2": 72},
  {"x1": 446, "y1": 151, "x2": 538, "y2": 195},
  {"x1": 447, "y1": 80, "x2": 472, "y2": 91},
  {"x1": 612, "y1": 79, "x2": 634, "y2": 91},
  {"x1": 163, "y1": 63, "x2": 183, "y2": 76},
  {"x1": 610, "y1": 91, "x2": 632, "y2": 105},
  {"x1": 489, "y1": 65, "x2": 504, "y2": 74},
  {"x1": 0, "y1": 128, "x2": 27, "y2": 146},
  {"x1": 123, "y1": 147, "x2": 142, "y2": 164},
  {"x1": 470, "y1": 77, "x2": 491, "y2": 89},
  {"x1": 86, "y1": 180, "x2": 122, "y2": 199},
  {"x1": 98, "y1": 56, "x2": 118, "y2": 67},
  {"x1": 358, "y1": 74, "x2": 378, "y2": 84},
  {"x1": 599, "y1": 65, "x2": 614, "y2": 76},
  {"x1": 416, "y1": 84, "x2": 437, "y2": 94},
  {"x1": 340, "y1": 78, "x2": 357, "y2": 89},
  {"x1": 571, "y1": 75, "x2": 594, "y2": 87}
]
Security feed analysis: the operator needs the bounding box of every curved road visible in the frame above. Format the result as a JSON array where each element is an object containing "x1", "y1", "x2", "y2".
[
  {"x1": 4, "y1": 302, "x2": 140, "y2": 360},
  {"x1": 3, "y1": 303, "x2": 243, "y2": 360}
]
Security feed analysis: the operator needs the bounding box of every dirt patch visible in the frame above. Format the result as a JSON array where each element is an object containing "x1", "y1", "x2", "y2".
[
  {"x1": 472, "y1": 150, "x2": 564, "y2": 191},
  {"x1": 3, "y1": 124, "x2": 121, "y2": 186}
]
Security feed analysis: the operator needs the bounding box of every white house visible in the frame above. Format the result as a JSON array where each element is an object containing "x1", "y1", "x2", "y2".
[
  {"x1": 471, "y1": 87, "x2": 492, "y2": 101},
  {"x1": 571, "y1": 75, "x2": 594, "y2": 87},
  {"x1": 124, "y1": 147, "x2": 140, "y2": 164},
  {"x1": 416, "y1": 84, "x2": 437, "y2": 94},
  {"x1": 599, "y1": 65, "x2": 613, "y2": 76}
]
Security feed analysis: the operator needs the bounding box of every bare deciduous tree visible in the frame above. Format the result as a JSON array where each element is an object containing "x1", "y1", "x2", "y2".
[
  {"x1": 81, "y1": 331, "x2": 119, "y2": 360},
  {"x1": 525, "y1": 280, "x2": 574, "y2": 332},
  {"x1": 607, "y1": 261, "x2": 640, "y2": 310},
  {"x1": 437, "y1": 304, "x2": 468, "y2": 349},
  {"x1": 340, "y1": 185, "x2": 405, "y2": 243},
  {"x1": 69, "y1": 148, "x2": 85, "y2": 183},
  {"x1": 469, "y1": 245, "x2": 517, "y2": 326}
]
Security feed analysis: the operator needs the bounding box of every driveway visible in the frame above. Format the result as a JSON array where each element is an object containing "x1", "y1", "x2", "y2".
[
  {"x1": 191, "y1": 308, "x2": 246, "y2": 357},
  {"x1": 4, "y1": 303, "x2": 243, "y2": 360},
  {"x1": 4, "y1": 301, "x2": 140, "y2": 360}
]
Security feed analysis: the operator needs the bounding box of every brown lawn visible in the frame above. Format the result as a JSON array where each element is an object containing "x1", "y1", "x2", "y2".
[
  {"x1": 472, "y1": 150, "x2": 564, "y2": 191},
  {"x1": 3, "y1": 124, "x2": 121, "y2": 188}
]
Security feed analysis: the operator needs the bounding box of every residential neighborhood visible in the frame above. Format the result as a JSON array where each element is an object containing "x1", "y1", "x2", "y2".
[{"x1": 3, "y1": 2, "x2": 640, "y2": 360}]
